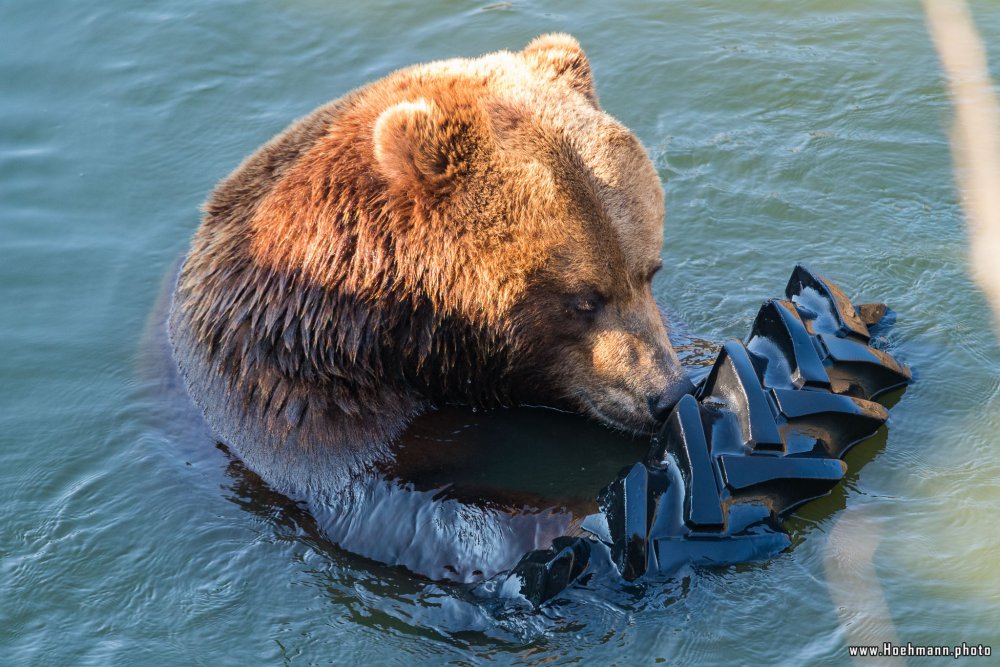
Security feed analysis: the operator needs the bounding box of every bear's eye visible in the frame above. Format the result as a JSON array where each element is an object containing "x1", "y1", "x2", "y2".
[{"x1": 572, "y1": 294, "x2": 604, "y2": 317}]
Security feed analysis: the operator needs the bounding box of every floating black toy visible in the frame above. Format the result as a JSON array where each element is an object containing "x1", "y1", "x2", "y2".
[{"x1": 498, "y1": 265, "x2": 911, "y2": 606}]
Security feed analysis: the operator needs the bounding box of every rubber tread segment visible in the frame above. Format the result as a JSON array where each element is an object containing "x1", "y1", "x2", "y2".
[
  {"x1": 746, "y1": 299, "x2": 831, "y2": 390},
  {"x1": 651, "y1": 394, "x2": 725, "y2": 531},
  {"x1": 698, "y1": 340, "x2": 784, "y2": 453},
  {"x1": 786, "y1": 264, "x2": 871, "y2": 341}
]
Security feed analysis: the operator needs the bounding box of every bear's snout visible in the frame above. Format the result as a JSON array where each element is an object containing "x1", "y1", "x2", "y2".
[
  {"x1": 570, "y1": 312, "x2": 693, "y2": 434},
  {"x1": 647, "y1": 375, "x2": 696, "y2": 422}
]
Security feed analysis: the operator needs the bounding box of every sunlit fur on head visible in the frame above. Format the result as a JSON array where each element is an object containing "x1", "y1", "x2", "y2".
[{"x1": 168, "y1": 34, "x2": 689, "y2": 482}]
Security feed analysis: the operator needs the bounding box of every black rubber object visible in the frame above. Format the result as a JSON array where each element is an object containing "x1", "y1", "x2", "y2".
[{"x1": 504, "y1": 265, "x2": 911, "y2": 607}]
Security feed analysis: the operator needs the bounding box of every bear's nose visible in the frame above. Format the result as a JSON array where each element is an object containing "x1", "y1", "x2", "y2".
[{"x1": 647, "y1": 376, "x2": 696, "y2": 421}]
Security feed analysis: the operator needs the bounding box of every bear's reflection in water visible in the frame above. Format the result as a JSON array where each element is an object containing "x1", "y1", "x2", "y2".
[
  {"x1": 316, "y1": 406, "x2": 649, "y2": 584},
  {"x1": 220, "y1": 407, "x2": 649, "y2": 582},
  {"x1": 390, "y1": 406, "x2": 648, "y2": 508},
  {"x1": 218, "y1": 404, "x2": 647, "y2": 584}
]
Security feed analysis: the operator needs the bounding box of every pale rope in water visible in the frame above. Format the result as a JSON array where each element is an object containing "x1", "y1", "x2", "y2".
[
  {"x1": 925, "y1": 0, "x2": 1000, "y2": 336},
  {"x1": 824, "y1": 508, "x2": 904, "y2": 666}
]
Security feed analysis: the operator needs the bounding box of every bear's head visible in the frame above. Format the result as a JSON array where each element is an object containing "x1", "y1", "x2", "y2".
[
  {"x1": 367, "y1": 34, "x2": 692, "y2": 433},
  {"x1": 187, "y1": 34, "x2": 692, "y2": 445}
]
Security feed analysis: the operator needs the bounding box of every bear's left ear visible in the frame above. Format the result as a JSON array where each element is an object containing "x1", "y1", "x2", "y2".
[
  {"x1": 521, "y1": 33, "x2": 599, "y2": 107},
  {"x1": 373, "y1": 99, "x2": 484, "y2": 198}
]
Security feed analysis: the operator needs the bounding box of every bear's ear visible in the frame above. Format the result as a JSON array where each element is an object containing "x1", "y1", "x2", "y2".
[
  {"x1": 521, "y1": 33, "x2": 599, "y2": 106},
  {"x1": 373, "y1": 99, "x2": 483, "y2": 197}
]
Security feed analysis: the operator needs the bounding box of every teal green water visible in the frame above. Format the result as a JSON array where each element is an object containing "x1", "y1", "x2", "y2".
[{"x1": 3, "y1": 1, "x2": 1000, "y2": 664}]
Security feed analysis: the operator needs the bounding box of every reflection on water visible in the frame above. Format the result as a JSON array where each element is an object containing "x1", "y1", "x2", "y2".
[{"x1": 392, "y1": 404, "x2": 648, "y2": 508}]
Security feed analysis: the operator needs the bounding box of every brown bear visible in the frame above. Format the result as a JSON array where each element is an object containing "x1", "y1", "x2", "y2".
[{"x1": 168, "y1": 34, "x2": 693, "y2": 582}]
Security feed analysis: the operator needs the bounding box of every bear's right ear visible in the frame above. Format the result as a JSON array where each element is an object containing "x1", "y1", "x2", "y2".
[
  {"x1": 373, "y1": 99, "x2": 483, "y2": 198},
  {"x1": 521, "y1": 33, "x2": 599, "y2": 107}
]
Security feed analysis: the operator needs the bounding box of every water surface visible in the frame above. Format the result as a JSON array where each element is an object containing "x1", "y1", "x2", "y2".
[{"x1": 3, "y1": 1, "x2": 999, "y2": 664}]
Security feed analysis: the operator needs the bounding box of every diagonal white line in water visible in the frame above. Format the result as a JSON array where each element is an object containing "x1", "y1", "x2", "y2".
[{"x1": 925, "y1": 0, "x2": 1000, "y2": 336}]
